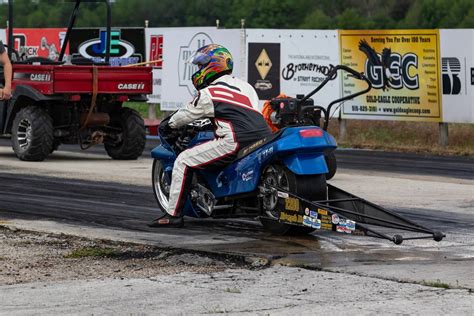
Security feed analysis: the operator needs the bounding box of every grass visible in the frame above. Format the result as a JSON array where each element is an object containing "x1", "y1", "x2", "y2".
[
  {"x1": 421, "y1": 280, "x2": 451, "y2": 289},
  {"x1": 123, "y1": 101, "x2": 474, "y2": 156},
  {"x1": 124, "y1": 101, "x2": 162, "y2": 119},
  {"x1": 224, "y1": 287, "x2": 242, "y2": 294},
  {"x1": 64, "y1": 247, "x2": 120, "y2": 259}
]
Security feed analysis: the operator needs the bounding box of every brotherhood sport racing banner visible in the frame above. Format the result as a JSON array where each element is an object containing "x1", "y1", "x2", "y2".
[
  {"x1": 339, "y1": 30, "x2": 442, "y2": 122},
  {"x1": 158, "y1": 28, "x2": 242, "y2": 110},
  {"x1": 440, "y1": 29, "x2": 474, "y2": 123},
  {"x1": 246, "y1": 30, "x2": 339, "y2": 113}
]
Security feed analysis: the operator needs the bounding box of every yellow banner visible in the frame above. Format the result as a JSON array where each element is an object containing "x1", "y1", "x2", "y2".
[{"x1": 339, "y1": 30, "x2": 442, "y2": 122}]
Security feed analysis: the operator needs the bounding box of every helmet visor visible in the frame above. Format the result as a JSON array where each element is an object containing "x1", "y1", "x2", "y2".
[{"x1": 188, "y1": 51, "x2": 211, "y2": 66}]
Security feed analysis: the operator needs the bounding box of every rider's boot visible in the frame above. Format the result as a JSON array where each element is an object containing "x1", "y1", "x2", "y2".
[{"x1": 148, "y1": 213, "x2": 184, "y2": 228}]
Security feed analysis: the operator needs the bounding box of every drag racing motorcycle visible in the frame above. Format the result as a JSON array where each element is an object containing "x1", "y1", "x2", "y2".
[{"x1": 151, "y1": 65, "x2": 445, "y2": 244}]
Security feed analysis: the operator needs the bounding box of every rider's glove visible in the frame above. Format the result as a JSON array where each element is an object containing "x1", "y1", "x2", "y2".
[{"x1": 160, "y1": 120, "x2": 173, "y2": 133}]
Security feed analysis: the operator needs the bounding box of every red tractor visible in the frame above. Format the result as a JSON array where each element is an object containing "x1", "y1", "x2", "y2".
[{"x1": 0, "y1": 0, "x2": 152, "y2": 161}]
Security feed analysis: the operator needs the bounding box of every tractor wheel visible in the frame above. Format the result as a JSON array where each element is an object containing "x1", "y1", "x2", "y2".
[
  {"x1": 260, "y1": 164, "x2": 327, "y2": 235},
  {"x1": 105, "y1": 108, "x2": 146, "y2": 160},
  {"x1": 11, "y1": 106, "x2": 53, "y2": 161},
  {"x1": 324, "y1": 151, "x2": 337, "y2": 180}
]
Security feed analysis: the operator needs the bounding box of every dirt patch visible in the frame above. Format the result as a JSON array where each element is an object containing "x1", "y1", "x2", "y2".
[{"x1": 0, "y1": 226, "x2": 242, "y2": 285}]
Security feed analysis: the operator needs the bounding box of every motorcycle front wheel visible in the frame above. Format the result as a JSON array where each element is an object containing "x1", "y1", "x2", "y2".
[
  {"x1": 260, "y1": 164, "x2": 327, "y2": 235},
  {"x1": 152, "y1": 160, "x2": 171, "y2": 212}
]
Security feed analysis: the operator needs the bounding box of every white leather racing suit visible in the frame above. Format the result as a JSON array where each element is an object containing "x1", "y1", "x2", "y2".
[{"x1": 166, "y1": 74, "x2": 272, "y2": 216}]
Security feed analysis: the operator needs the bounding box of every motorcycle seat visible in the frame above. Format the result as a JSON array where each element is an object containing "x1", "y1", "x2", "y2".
[{"x1": 236, "y1": 128, "x2": 285, "y2": 159}]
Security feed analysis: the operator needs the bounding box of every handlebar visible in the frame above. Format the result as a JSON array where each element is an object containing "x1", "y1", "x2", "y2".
[{"x1": 298, "y1": 65, "x2": 372, "y2": 130}]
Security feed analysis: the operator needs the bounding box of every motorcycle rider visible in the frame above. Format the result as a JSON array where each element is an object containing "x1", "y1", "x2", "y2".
[{"x1": 149, "y1": 44, "x2": 272, "y2": 228}]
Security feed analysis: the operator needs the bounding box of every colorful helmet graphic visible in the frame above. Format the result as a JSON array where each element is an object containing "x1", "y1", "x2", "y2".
[{"x1": 191, "y1": 44, "x2": 233, "y2": 90}]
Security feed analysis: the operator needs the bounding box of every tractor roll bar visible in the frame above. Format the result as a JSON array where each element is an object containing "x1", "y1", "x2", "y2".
[{"x1": 59, "y1": 0, "x2": 112, "y2": 63}]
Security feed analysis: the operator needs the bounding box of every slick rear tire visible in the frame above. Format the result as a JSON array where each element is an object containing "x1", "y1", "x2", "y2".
[
  {"x1": 260, "y1": 165, "x2": 327, "y2": 235},
  {"x1": 324, "y1": 151, "x2": 337, "y2": 180},
  {"x1": 11, "y1": 106, "x2": 53, "y2": 161},
  {"x1": 105, "y1": 107, "x2": 146, "y2": 160}
]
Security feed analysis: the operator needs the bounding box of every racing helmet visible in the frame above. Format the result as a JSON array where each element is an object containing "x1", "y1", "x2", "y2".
[{"x1": 191, "y1": 44, "x2": 233, "y2": 90}]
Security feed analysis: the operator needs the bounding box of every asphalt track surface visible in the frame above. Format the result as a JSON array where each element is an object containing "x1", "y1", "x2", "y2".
[
  {"x1": 1, "y1": 137, "x2": 473, "y2": 180},
  {"x1": 0, "y1": 138, "x2": 473, "y2": 266}
]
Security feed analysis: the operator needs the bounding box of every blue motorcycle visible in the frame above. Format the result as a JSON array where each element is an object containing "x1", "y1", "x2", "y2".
[{"x1": 151, "y1": 65, "x2": 373, "y2": 235}]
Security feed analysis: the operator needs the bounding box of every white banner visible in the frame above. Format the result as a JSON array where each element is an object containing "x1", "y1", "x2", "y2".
[
  {"x1": 246, "y1": 29, "x2": 340, "y2": 113},
  {"x1": 440, "y1": 29, "x2": 474, "y2": 123},
  {"x1": 0, "y1": 29, "x2": 6, "y2": 44},
  {"x1": 145, "y1": 27, "x2": 242, "y2": 110}
]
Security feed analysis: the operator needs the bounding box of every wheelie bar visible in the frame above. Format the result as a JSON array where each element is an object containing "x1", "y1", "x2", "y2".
[{"x1": 274, "y1": 184, "x2": 445, "y2": 245}]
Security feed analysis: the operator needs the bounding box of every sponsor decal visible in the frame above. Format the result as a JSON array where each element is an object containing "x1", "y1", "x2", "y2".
[
  {"x1": 337, "y1": 218, "x2": 356, "y2": 231},
  {"x1": 282, "y1": 62, "x2": 335, "y2": 85},
  {"x1": 149, "y1": 34, "x2": 163, "y2": 68},
  {"x1": 303, "y1": 216, "x2": 321, "y2": 229},
  {"x1": 31, "y1": 74, "x2": 51, "y2": 81},
  {"x1": 13, "y1": 73, "x2": 51, "y2": 82},
  {"x1": 248, "y1": 43, "x2": 281, "y2": 100},
  {"x1": 13, "y1": 28, "x2": 67, "y2": 60},
  {"x1": 70, "y1": 28, "x2": 144, "y2": 66},
  {"x1": 360, "y1": 40, "x2": 419, "y2": 91},
  {"x1": 117, "y1": 83, "x2": 145, "y2": 90},
  {"x1": 321, "y1": 223, "x2": 333, "y2": 230},
  {"x1": 79, "y1": 30, "x2": 134, "y2": 59},
  {"x1": 241, "y1": 170, "x2": 254, "y2": 181},
  {"x1": 331, "y1": 214, "x2": 340, "y2": 225},
  {"x1": 336, "y1": 225, "x2": 352, "y2": 234},
  {"x1": 320, "y1": 215, "x2": 332, "y2": 223},
  {"x1": 242, "y1": 138, "x2": 266, "y2": 156},
  {"x1": 340, "y1": 30, "x2": 441, "y2": 122},
  {"x1": 442, "y1": 57, "x2": 461, "y2": 95},
  {"x1": 277, "y1": 191, "x2": 289, "y2": 199},
  {"x1": 257, "y1": 146, "x2": 274, "y2": 163},
  {"x1": 178, "y1": 32, "x2": 213, "y2": 96},
  {"x1": 303, "y1": 215, "x2": 312, "y2": 227},
  {"x1": 284, "y1": 197, "x2": 300, "y2": 212},
  {"x1": 317, "y1": 208, "x2": 328, "y2": 216},
  {"x1": 280, "y1": 212, "x2": 304, "y2": 224}
]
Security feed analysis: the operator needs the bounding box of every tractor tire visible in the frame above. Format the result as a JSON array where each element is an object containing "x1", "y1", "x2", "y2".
[
  {"x1": 105, "y1": 108, "x2": 146, "y2": 160},
  {"x1": 260, "y1": 165, "x2": 327, "y2": 235},
  {"x1": 324, "y1": 151, "x2": 337, "y2": 180},
  {"x1": 11, "y1": 106, "x2": 53, "y2": 161}
]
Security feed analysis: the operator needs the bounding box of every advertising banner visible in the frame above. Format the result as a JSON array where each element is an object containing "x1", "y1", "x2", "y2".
[
  {"x1": 0, "y1": 29, "x2": 6, "y2": 43},
  {"x1": 10, "y1": 28, "x2": 68, "y2": 60},
  {"x1": 156, "y1": 27, "x2": 242, "y2": 110},
  {"x1": 145, "y1": 29, "x2": 164, "y2": 104},
  {"x1": 339, "y1": 30, "x2": 442, "y2": 122},
  {"x1": 440, "y1": 29, "x2": 474, "y2": 123},
  {"x1": 246, "y1": 30, "x2": 340, "y2": 113},
  {"x1": 69, "y1": 28, "x2": 145, "y2": 66}
]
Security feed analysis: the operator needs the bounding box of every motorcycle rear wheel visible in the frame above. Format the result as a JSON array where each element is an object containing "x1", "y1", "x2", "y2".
[{"x1": 260, "y1": 164, "x2": 327, "y2": 235}]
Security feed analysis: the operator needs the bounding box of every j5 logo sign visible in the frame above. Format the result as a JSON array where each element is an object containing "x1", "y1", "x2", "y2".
[
  {"x1": 365, "y1": 53, "x2": 419, "y2": 90},
  {"x1": 78, "y1": 30, "x2": 135, "y2": 59}
]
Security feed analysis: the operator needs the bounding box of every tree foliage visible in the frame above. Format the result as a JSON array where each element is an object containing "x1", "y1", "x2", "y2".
[{"x1": 1, "y1": 0, "x2": 473, "y2": 29}]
